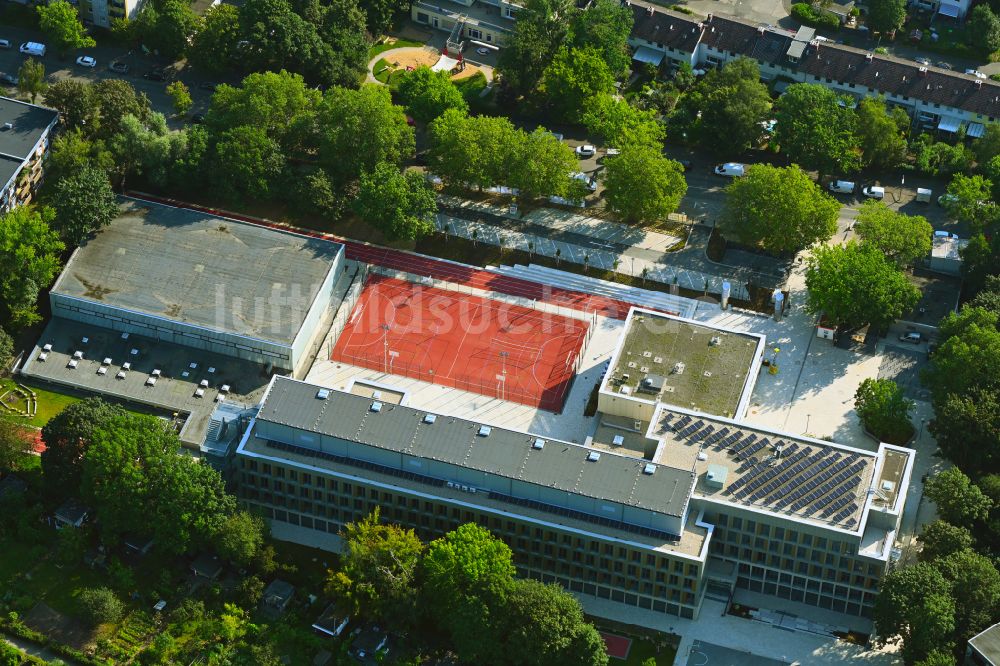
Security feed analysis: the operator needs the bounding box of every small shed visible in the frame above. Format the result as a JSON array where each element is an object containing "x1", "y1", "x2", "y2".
[
  {"x1": 312, "y1": 603, "x2": 350, "y2": 638},
  {"x1": 263, "y1": 579, "x2": 296, "y2": 613},
  {"x1": 638, "y1": 374, "x2": 666, "y2": 394},
  {"x1": 123, "y1": 533, "x2": 154, "y2": 556},
  {"x1": 350, "y1": 627, "x2": 389, "y2": 664},
  {"x1": 190, "y1": 553, "x2": 224, "y2": 580},
  {"x1": 705, "y1": 464, "x2": 729, "y2": 490},
  {"x1": 53, "y1": 499, "x2": 89, "y2": 529}
]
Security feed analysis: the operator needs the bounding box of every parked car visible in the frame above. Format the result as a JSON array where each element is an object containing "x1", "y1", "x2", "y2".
[
  {"x1": 575, "y1": 144, "x2": 596, "y2": 158},
  {"x1": 862, "y1": 185, "x2": 885, "y2": 199},
  {"x1": 714, "y1": 162, "x2": 746, "y2": 177},
  {"x1": 934, "y1": 230, "x2": 959, "y2": 239},
  {"x1": 108, "y1": 61, "x2": 129, "y2": 74},
  {"x1": 914, "y1": 57, "x2": 931, "y2": 66},
  {"x1": 828, "y1": 180, "x2": 856, "y2": 194},
  {"x1": 571, "y1": 172, "x2": 598, "y2": 192},
  {"x1": 19, "y1": 42, "x2": 46, "y2": 57},
  {"x1": 0, "y1": 39, "x2": 11, "y2": 50},
  {"x1": 936, "y1": 61, "x2": 953, "y2": 70},
  {"x1": 191, "y1": 113, "x2": 205, "y2": 124},
  {"x1": 0, "y1": 72, "x2": 17, "y2": 86},
  {"x1": 75, "y1": 55, "x2": 97, "y2": 68},
  {"x1": 898, "y1": 332, "x2": 923, "y2": 344},
  {"x1": 143, "y1": 69, "x2": 166, "y2": 81},
  {"x1": 966, "y1": 68, "x2": 988, "y2": 79}
]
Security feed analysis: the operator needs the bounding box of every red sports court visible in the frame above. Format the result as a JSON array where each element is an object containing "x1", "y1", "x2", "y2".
[
  {"x1": 600, "y1": 632, "x2": 632, "y2": 660},
  {"x1": 331, "y1": 276, "x2": 589, "y2": 412}
]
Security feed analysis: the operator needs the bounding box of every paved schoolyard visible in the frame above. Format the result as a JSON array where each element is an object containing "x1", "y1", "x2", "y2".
[{"x1": 685, "y1": 640, "x2": 788, "y2": 666}]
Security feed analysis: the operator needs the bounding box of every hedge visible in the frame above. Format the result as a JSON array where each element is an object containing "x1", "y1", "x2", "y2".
[
  {"x1": 791, "y1": 3, "x2": 841, "y2": 29},
  {"x1": 0, "y1": 615, "x2": 111, "y2": 666}
]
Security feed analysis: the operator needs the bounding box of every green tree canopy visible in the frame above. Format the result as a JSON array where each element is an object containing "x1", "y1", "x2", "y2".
[
  {"x1": 720, "y1": 164, "x2": 839, "y2": 255},
  {"x1": 928, "y1": 388, "x2": 1000, "y2": 477},
  {"x1": 915, "y1": 651, "x2": 958, "y2": 666},
  {"x1": 581, "y1": 93, "x2": 665, "y2": 149},
  {"x1": 538, "y1": 47, "x2": 615, "y2": 123},
  {"x1": 924, "y1": 467, "x2": 992, "y2": 528},
  {"x1": 46, "y1": 128, "x2": 113, "y2": 185},
  {"x1": 0, "y1": 413, "x2": 32, "y2": 475},
  {"x1": 134, "y1": 0, "x2": 203, "y2": 61},
  {"x1": 212, "y1": 125, "x2": 285, "y2": 201},
  {"x1": 396, "y1": 66, "x2": 469, "y2": 123},
  {"x1": 326, "y1": 507, "x2": 423, "y2": 628},
  {"x1": 427, "y1": 110, "x2": 518, "y2": 189},
  {"x1": 970, "y1": 5, "x2": 1000, "y2": 53},
  {"x1": 507, "y1": 128, "x2": 579, "y2": 201},
  {"x1": 935, "y1": 548, "x2": 1000, "y2": 635},
  {"x1": 603, "y1": 146, "x2": 687, "y2": 224},
  {"x1": 44, "y1": 80, "x2": 98, "y2": 133},
  {"x1": 317, "y1": 85, "x2": 414, "y2": 183},
  {"x1": 853, "y1": 200, "x2": 933, "y2": 267},
  {"x1": 17, "y1": 58, "x2": 45, "y2": 104},
  {"x1": 917, "y1": 520, "x2": 974, "y2": 562},
  {"x1": 353, "y1": 163, "x2": 437, "y2": 241},
  {"x1": 37, "y1": 0, "x2": 95, "y2": 56},
  {"x1": 866, "y1": 0, "x2": 907, "y2": 34},
  {"x1": 214, "y1": 511, "x2": 266, "y2": 567},
  {"x1": 167, "y1": 81, "x2": 193, "y2": 116},
  {"x1": 774, "y1": 83, "x2": 859, "y2": 175},
  {"x1": 943, "y1": 174, "x2": 997, "y2": 232},
  {"x1": 497, "y1": 0, "x2": 573, "y2": 97},
  {"x1": 805, "y1": 242, "x2": 920, "y2": 328},
  {"x1": 856, "y1": 97, "x2": 908, "y2": 171},
  {"x1": 48, "y1": 166, "x2": 118, "y2": 245},
  {"x1": 189, "y1": 3, "x2": 242, "y2": 73},
  {"x1": 974, "y1": 123, "x2": 1000, "y2": 165},
  {"x1": 569, "y1": 0, "x2": 633, "y2": 78},
  {"x1": 692, "y1": 58, "x2": 773, "y2": 153},
  {"x1": 854, "y1": 378, "x2": 913, "y2": 443},
  {"x1": 92, "y1": 79, "x2": 152, "y2": 141},
  {"x1": 41, "y1": 398, "x2": 125, "y2": 498},
  {"x1": 0, "y1": 205, "x2": 64, "y2": 329},
  {"x1": 924, "y1": 306, "x2": 1000, "y2": 402},
  {"x1": 873, "y1": 562, "x2": 956, "y2": 664},
  {"x1": 77, "y1": 587, "x2": 125, "y2": 626},
  {"x1": 359, "y1": 0, "x2": 409, "y2": 37}
]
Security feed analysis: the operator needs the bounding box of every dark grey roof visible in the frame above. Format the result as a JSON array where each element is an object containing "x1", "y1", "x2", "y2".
[
  {"x1": 0, "y1": 96, "x2": 58, "y2": 189},
  {"x1": 191, "y1": 553, "x2": 223, "y2": 578},
  {"x1": 257, "y1": 377, "x2": 694, "y2": 517},
  {"x1": 54, "y1": 499, "x2": 89, "y2": 524},
  {"x1": 51, "y1": 200, "x2": 342, "y2": 345},
  {"x1": 263, "y1": 578, "x2": 295, "y2": 602},
  {"x1": 629, "y1": 2, "x2": 703, "y2": 53}
]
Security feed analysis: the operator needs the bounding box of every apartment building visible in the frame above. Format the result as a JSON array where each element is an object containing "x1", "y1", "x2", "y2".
[
  {"x1": 77, "y1": 0, "x2": 147, "y2": 29},
  {"x1": 412, "y1": 0, "x2": 520, "y2": 49},
  {"x1": 0, "y1": 97, "x2": 58, "y2": 214}
]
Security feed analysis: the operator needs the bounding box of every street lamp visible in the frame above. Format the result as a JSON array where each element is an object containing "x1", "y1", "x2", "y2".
[{"x1": 381, "y1": 323, "x2": 390, "y2": 372}]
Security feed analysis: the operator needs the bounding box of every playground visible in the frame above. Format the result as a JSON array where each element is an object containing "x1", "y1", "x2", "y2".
[
  {"x1": 330, "y1": 276, "x2": 589, "y2": 412},
  {"x1": 370, "y1": 42, "x2": 489, "y2": 84}
]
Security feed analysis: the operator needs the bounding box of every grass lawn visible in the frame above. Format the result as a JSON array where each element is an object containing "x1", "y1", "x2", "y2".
[
  {"x1": 368, "y1": 38, "x2": 424, "y2": 61},
  {"x1": 0, "y1": 378, "x2": 82, "y2": 428},
  {"x1": 618, "y1": 636, "x2": 677, "y2": 665},
  {"x1": 456, "y1": 71, "x2": 489, "y2": 100}
]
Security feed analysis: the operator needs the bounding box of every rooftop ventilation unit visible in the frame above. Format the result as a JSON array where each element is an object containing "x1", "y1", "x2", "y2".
[
  {"x1": 316, "y1": 388, "x2": 330, "y2": 400},
  {"x1": 372, "y1": 390, "x2": 381, "y2": 400},
  {"x1": 370, "y1": 401, "x2": 383, "y2": 413},
  {"x1": 643, "y1": 463, "x2": 656, "y2": 475},
  {"x1": 423, "y1": 413, "x2": 437, "y2": 424},
  {"x1": 1, "y1": 123, "x2": 12, "y2": 131},
  {"x1": 532, "y1": 438, "x2": 545, "y2": 450},
  {"x1": 478, "y1": 425, "x2": 492, "y2": 437},
  {"x1": 587, "y1": 451, "x2": 601, "y2": 462}
]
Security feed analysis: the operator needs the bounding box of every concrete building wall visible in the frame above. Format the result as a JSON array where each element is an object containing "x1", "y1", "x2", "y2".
[{"x1": 289, "y1": 252, "x2": 343, "y2": 376}]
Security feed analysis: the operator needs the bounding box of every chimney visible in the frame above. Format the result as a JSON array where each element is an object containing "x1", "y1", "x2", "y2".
[{"x1": 707, "y1": 12, "x2": 713, "y2": 21}]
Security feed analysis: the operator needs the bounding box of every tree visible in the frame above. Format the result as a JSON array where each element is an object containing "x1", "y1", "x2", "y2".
[
  {"x1": 873, "y1": 562, "x2": 956, "y2": 664},
  {"x1": 917, "y1": 521, "x2": 974, "y2": 562},
  {"x1": 507, "y1": 128, "x2": 578, "y2": 201},
  {"x1": 37, "y1": 0, "x2": 95, "y2": 56},
  {"x1": 913, "y1": 134, "x2": 975, "y2": 177},
  {"x1": 928, "y1": 388, "x2": 1000, "y2": 476},
  {"x1": 942, "y1": 174, "x2": 997, "y2": 232},
  {"x1": 537, "y1": 47, "x2": 615, "y2": 123},
  {"x1": 603, "y1": 146, "x2": 686, "y2": 224},
  {"x1": 853, "y1": 200, "x2": 932, "y2": 267},
  {"x1": 915, "y1": 651, "x2": 957, "y2": 666},
  {"x1": 0, "y1": 642, "x2": 24, "y2": 666},
  {"x1": 166, "y1": 81, "x2": 193, "y2": 117},
  {"x1": 923, "y1": 467, "x2": 992, "y2": 528},
  {"x1": 49, "y1": 166, "x2": 118, "y2": 245},
  {"x1": 428, "y1": 110, "x2": 518, "y2": 190},
  {"x1": 0, "y1": 413, "x2": 32, "y2": 474},
  {"x1": 691, "y1": 58, "x2": 773, "y2": 153},
  {"x1": 215, "y1": 511, "x2": 266, "y2": 566},
  {"x1": 92, "y1": 79, "x2": 151, "y2": 141},
  {"x1": 496, "y1": 579, "x2": 609, "y2": 666},
  {"x1": 961, "y1": 233, "x2": 1000, "y2": 296},
  {"x1": 774, "y1": 83, "x2": 859, "y2": 175},
  {"x1": 720, "y1": 164, "x2": 839, "y2": 255},
  {"x1": 189, "y1": 4, "x2": 242, "y2": 73},
  {"x1": 326, "y1": 508, "x2": 423, "y2": 628},
  {"x1": 354, "y1": 163, "x2": 437, "y2": 241},
  {"x1": 866, "y1": 0, "x2": 906, "y2": 34},
  {"x1": 208, "y1": 70, "x2": 320, "y2": 153},
  {"x1": 0, "y1": 328, "x2": 11, "y2": 368},
  {"x1": 935, "y1": 548, "x2": 1000, "y2": 635},
  {"x1": 0, "y1": 205, "x2": 64, "y2": 329},
  {"x1": 46, "y1": 128, "x2": 114, "y2": 185},
  {"x1": 135, "y1": 0, "x2": 203, "y2": 61},
  {"x1": 497, "y1": 0, "x2": 574, "y2": 97},
  {"x1": 854, "y1": 378, "x2": 913, "y2": 443},
  {"x1": 970, "y1": 5, "x2": 1000, "y2": 53},
  {"x1": 109, "y1": 113, "x2": 184, "y2": 190},
  {"x1": 77, "y1": 587, "x2": 125, "y2": 625},
  {"x1": 17, "y1": 58, "x2": 45, "y2": 104},
  {"x1": 856, "y1": 97, "x2": 907, "y2": 171},
  {"x1": 212, "y1": 125, "x2": 285, "y2": 201},
  {"x1": 923, "y1": 307, "x2": 1000, "y2": 403},
  {"x1": 422, "y1": 523, "x2": 517, "y2": 662},
  {"x1": 582, "y1": 94, "x2": 665, "y2": 149},
  {"x1": 805, "y1": 242, "x2": 920, "y2": 329},
  {"x1": 974, "y1": 123, "x2": 1000, "y2": 165},
  {"x1": 41, "y1": 398, "x2": 124, "y2": 497},
  {"x1": 317, "y1": 85, "x2": 414, "y2": 183},
  {"x1": 396, "y1": 66, "x2": 468, "y2": 123},
  {"x1": 45, "y1": 80, "x2": 99, "y2": 133},
  {"x1": 570, "y1": 0, "x2": 633, "y2": 78},
  {"x1": 360, "y1": 0, "x2": 410, "y2": 36}
]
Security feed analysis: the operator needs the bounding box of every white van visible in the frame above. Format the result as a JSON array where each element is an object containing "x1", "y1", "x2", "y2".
[
  {"x1": 714, "y1": 162, "x2": 746, "y2": 177},
  {"x1": 862, "y1": 185, "x2": 885, "y2": 200},
  {"x1": 19, "y1": 42, "x2": 46, "y2": 57},
  {"x1": 828, "y1": 180, "x2": 855, "y2": 194}
]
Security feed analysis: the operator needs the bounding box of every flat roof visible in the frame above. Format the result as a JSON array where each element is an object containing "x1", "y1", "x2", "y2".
[
  {"x1": 257, "y1": 377, "x2": 694, "y2": 518},
  {"x1": 651, "y1": 405, "x2": 880, "y2": 531},
  {"x1": 604, "y1": 309, "x2": 763, "y2": 418},
  {"x1": 0, "y1": 96, "x2": 58, "y2": 187},
  {"x1": 51, "y1": 200, "x2": 342, "y2": 345},
  {"x1": 970, "y1": 623, "x2": 1000, "y2": 664}
]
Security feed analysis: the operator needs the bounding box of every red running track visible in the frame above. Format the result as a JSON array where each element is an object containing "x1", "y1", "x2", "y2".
[
  {"x1": 125, "y1": 193, "x2": 637, "y2": 321},
  {"x1": 332, "y1": 275, "x2": 588, "y2": 412}
]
